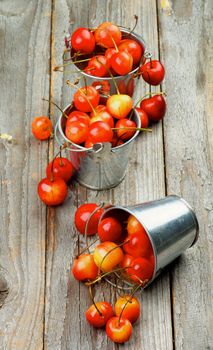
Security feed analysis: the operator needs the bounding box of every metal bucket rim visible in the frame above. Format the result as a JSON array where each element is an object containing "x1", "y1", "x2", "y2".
[
  {"x1": 99, "y1": 204, "x2": 157, "y2": 283},
  {"x1": 69, "y1": 28, "x2": 147, "y2": 80},
  {"x1": 56, "y1": 103, "x2": 141, "y2": 152}
]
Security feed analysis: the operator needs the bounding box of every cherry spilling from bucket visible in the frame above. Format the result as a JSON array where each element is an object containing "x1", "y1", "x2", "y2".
[{"x1": 71, "y1": 202, "x2": 155, "y2": 343}]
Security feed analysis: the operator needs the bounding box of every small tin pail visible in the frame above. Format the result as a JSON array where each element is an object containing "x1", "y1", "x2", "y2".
[
  {"x1": 66, "y1": 28, "x2": 146, "y2": 97},
  {"x1": 55, "y1": 105, "x2": 141, "y2": 190},
  {"x1": 100, "y1": 195, "x2": 199, "y2": 285}
]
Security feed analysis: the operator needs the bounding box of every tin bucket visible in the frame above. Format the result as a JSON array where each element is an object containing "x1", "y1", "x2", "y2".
[
  {"x1": 99, "y1": 195, "x2": 199, "y2": 286},
  {"x1": 55, "y1": 104, "x2": 141, "y2": 190},
  {"x1": 66, "y1": 27, "x2": 146, "y2": 97}
]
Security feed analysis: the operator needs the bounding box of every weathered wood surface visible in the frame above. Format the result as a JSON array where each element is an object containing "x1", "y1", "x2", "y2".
[{"x1": 0, "y1": 0, "x2": 212, "y2": 349}]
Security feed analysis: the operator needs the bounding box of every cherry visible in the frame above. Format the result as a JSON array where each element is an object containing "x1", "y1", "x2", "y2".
[
  {"x1": 98, "y1": 217, "x2": 122, "y2": 242},
  {"x1": 86, "y1": 301, "x2": 114, "y2": 328},
  {"x1": 128, "y1": 257, "x2": 154, "y2": 283},
  {"x1": 72, "y1": 253, "x2": 98, "y2": 281},
  {"x1": 123, "y1": 232, "x2": 152, "y2": 258},
  {"x1": 106, "y1": 316, "x2": 132, "y2": 343},
  {"x1": 74, "y1": 203, "x2": 104, "y2": 236},
  {"x1": 67, "y1": 110, "x2": 90, "y2": 126},
  {"x1": 93, "y1": 241, "x2": 124, "y2": 272},
  {"x1": 71, "y1": 27, "x2": 95, "y2": 54},
  {"x1": 120, "y1": 254, "x2": 134, "y2": 274},
  {"x1": 89, "y1": 121, "x2": 113, "y2": 143},
  {"x1": 140, "y1": 94, "x2": 166, "y2": 122},
  {"x1": 118, "y1": 39, "x2": 144, "y2": 66},
  {"x1": 84, "y1": 138, "x2": 94, "y2": 148},
  {"x1": 114, "y1": 295, "x2": 140, "y2": 324},
  {"x1": 105, "y1": 48, "x2": 117, "y2": 62},
  {"x1": 89, "y1": 110, "x2": 114, "y2": 128},
  {"x1": 38, "y1": 177, "x2": 67, "y2": 206},
  {"x1": 127, "y1": 215, "x2": 146, "y2": 235},
  {"x1": 135, "y1": 107, "x2": 149, "y2": 128},
  {"x1": 65, "y1": 120, "x2": 89, "y2": 144},
  {"x1": 32, "y1": 116, "x2": 53, "y2": 140},
  {"x1": 110, "y1": 51, "x2": 133, "y2": 76},
  {"x1": 115, "y1": 118, "x2": 136, "y2": 140},
  {"x1": 94, "y1": 22, "x2": 122, "y2": 48},
  {"x1": 87, "y1": 55, "x2": 110, "y2": 77},
  {"x1": 90, "y1": 105, "x2": 107, "y2": 117},
  {"x1": 46, "y1": 157, "x2": 74, "y2": 183},
  {"x1": 73, "y1": 86, "x2": 100, "y2": 113},
  {"x1": 140, "y1": 60, "x2": 165, "y2": 86},
  {"x1": 92, "y1": 81, "x2": 111, "y2": 95},
  {"x1": 106, "y1": 94, "x2": 133, "y2": 119}
]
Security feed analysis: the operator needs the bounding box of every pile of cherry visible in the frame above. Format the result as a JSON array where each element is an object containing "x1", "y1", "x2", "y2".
[{"x1": 72, "y1": 202, "x2": 155, "y2": 344}]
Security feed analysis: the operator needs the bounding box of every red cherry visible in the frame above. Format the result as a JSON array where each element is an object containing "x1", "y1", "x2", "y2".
[
  {"x1": 38, "y1": 177, "x2": 67, "y2": 206},
  {"x1": 140, "y1": 60, "x2": 165, "y2": 86},
  {"x1": 89, "y1": 121, "x2": 113, "y2": 143},
  {"x1": 128, "y1": 257, "x2": 154, "y2": 283},
  {"x1": 115, "y1": 118, "x2": 136, "y2": 140},
  {"x1": 65, "y1": 121, "x2": 89, "y2": 144},
  {"x1": 106, "y1": 316, "x2": 132, "y2": 343},
  {"x1": 32, "y1": 116, "x2": 52, "y2": 140},
  {"x1": 98, "y1": 217, "x2": 122, "y2": 242},
  {"x1": 94, "y1": 22, "x2": 122, "y2": 48},
  {"x1": 67, "y1": 110, "x2": 90, "y2": 126},
  {"x1": 71, "y1": 27, "x2": 95, "y2": 54},
  {"x1": 120, "y1": 254, "x2": 134, "y2": 274},
  {"x1": 135, "y1": 107, "x2": 149, "y2": 128},
  {"x1": 72, "y1": 253, "x2": 98, "y2": 281},
  {"x1": 73, "y1": 86, "x2": 100, "y2": 113},
  {"x1": 118, "y1": 39, "x2": 144, "y2": 66},
  {"x1": 74, "y1": 203, "x2": 104, "y2": 236},
  {"x1": 123, "y1": 232, "x2": 153, "y2": 258},
  {"x1": 87, "y1": 55, "x2": 110, "y2": 77},
  {"x1": 106, "y1": 94, "x2": 133, "y2": 119},
  {"x1": 114, "y1": 295, "x2": 140, "y2": 324},
  {"x1": 140, "y1": 94, "x2": 166, "y2": 122},
  {"x1": 111, "y1": 51, "x2": 133, "y2": 76},
  {"x1": 86, "y1": 301, "x2": 114, "y2": 328},
  {"x1": 105, "y1": 48, "x2": 117, "y2": 62},
  {"x1": 46, "y1": 157, "x2": 74, "y2": 183}
]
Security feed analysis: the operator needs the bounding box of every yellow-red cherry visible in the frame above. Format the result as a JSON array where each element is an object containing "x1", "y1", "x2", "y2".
[
  {"x1": 114, "y1": 295, "x2": 140, "y2": 324},
  {"x1": 32, "y1": 116, "x2": 52, "y2": 141},
  {"x1": 118, "y1": 39, "x2": 144, "y2": 66},
  {"x1": 110, "y1": 51, "x2": 133, "y2": 76},
  {"x1": 86, "y1": 301, "x2": 114, "y2": 328},
  {"x1": 72, "y1": 253, "x2": 99, "y2": 281},
  {"x1": 93, "y1": 241, "x2": 124, "y2": 272},
  {"x1": 65, "y1": 120, "x2": 89, "y2": 144},
  {"x1": 94, "y1": 22, "x2": 122, "y2": 48},
  {"x1": 38, "y1": 177, "x2": 67, "y2": 206},
  {"x1": 106, "y1": 94, "x2": 133, "y2": 119},
  {"x1": 67, "y1": 110, "x2": 90, "y2": 126},
  {"x1": 106, "y1": 316, "x2": 132, "y2": 344}
]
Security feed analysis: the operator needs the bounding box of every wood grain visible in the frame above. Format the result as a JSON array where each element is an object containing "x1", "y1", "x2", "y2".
[
  {"x1": 158, "y1": 0, "x2": 213, "y2": 349},
  {"x1": 44, "y1": 0, "x2": 173, "y2": 349},
  {"x1": 0, "y1": 0, "x2": 51, "y2": 349}
]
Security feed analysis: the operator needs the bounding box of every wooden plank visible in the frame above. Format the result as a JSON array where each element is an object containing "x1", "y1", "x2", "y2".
[
  {"x1": 158, "y1": 0, "x2": 213, "y2": 349},
  {"x1": 0, "y1": 1, "x2": 51, "y2": 349},
  {"x1": 45, "y1": 0, "x2": 173, "y2": 349}
]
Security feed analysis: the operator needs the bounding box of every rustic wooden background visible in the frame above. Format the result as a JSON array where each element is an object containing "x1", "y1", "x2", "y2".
[{"x1": 0, "y1": 0, "x2": 212, "y2": 349}]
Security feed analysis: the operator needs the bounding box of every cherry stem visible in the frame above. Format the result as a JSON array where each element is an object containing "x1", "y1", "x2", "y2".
[
  {"x1": 96, "y1": 57, "x2": 120, "y2": 95},
  {"x1": 126, "y1": 15, "x2": 138, "y2": 37},
  {"x1": 66, "y1": 80, "x2": 97, "y2": 115},
  {"x1": 54, "y1": 58, "x2": 91, "y2": 71},
  {"x1": 88, "y1": 285, "x2": 103, "y2": 317},
  {"x1": 84, "y1": 203, "x2": 105, "y2": 253},
  {"x1": 42, "y1": 98, "x2": 70, "y2": 119},
  {"x1": 59, "y1": 146, "x2": 63, "y2": 166},
  {"x1": 50, "y1": 144, "x2": 67, "y2": 182},
  {"x1": 112, "y1": 127, "x2": 152, "y2": 132},
  {"x1": 76, "y1": 238, "x2": 99, "y2": 258},
  {"x1": 85, "y1": 267, "x2": 130, "y2": 286},
  {"x1": 111, "y1": 36, "x2": 119, "y2": 53},
  {"x1": 118, "y1": 283, "x2": 141, "y2": 325}
]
